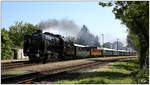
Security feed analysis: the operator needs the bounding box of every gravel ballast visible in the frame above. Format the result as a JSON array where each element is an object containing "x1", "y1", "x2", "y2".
[{"x1": 2, "y1": 56, "x2": 136, "y2": 75}]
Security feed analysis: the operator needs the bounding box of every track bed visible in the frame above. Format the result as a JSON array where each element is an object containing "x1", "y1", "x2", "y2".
[{"x1": 2, "y1": 56, "x2": 136, "y2": 84}]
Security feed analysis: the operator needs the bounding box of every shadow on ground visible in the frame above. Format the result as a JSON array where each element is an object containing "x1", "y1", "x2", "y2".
[
  {"x1": 36, "y1": 59, "x2": 139, "y2": 84},
  {"x1": 38, "y1": 71, "x2": 132, "y2": 84},
  {"x1": 37, "y1": 58, "x2": 139, "y2": 84},
  {"x1": 111, "y1": 59, "x2": 139, "y2": 71},
  {"x1": 2, "y1": 58, "x2": 139, "y2": 84}
]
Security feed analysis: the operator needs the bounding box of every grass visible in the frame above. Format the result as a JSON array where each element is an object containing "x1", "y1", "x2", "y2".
[
  {"x1": 56, "y1": 58, "x2": 140, "y2": 84},
  {"x1": 2, "y1": 70, "x2": 29, "y2": 76}
]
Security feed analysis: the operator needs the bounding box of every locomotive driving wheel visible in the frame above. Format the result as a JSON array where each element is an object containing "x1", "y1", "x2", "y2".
[
  {"x1": 29, "y1": 55, "x2": 39, "y2": 63},
  {"x1": 48, "y1": 53, "x2": 58, "y2": 62},
  {"x1": 28, "y1": 55, "x2": 34, "y2": 63},
  {"x1": 42, "y1": 53, "x2": 59, "y2": 64}
]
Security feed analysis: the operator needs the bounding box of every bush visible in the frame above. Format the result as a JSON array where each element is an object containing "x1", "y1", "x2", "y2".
[
  {"x1": 1, "y1": 28, "x2": 13, "y2": 60},
  {"x1": 134, "y1": 68, "x2": 149, "y2": 84}
]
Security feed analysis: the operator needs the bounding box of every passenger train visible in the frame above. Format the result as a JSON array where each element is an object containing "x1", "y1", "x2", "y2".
[{"x1": 24, "y1": 29, "x2": 136, "y2": 63}]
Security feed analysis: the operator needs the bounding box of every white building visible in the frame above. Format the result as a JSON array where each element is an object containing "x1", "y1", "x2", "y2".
[{"x1": 13, "y1": 46, "x2": 27, "y2": 59}]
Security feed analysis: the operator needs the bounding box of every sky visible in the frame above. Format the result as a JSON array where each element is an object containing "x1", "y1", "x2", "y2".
[{"x1": 2, "y1": 1, "x2": 128, "y2": 46}]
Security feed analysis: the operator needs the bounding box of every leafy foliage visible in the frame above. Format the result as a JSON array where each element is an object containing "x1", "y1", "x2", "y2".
[
  {"x1": 2, "y1": 21, "x2": 38, "y2": 60},
  {"x1": 134, "y1": 68, "x2": 149, "y2": 84},
  {"x1": 103, "y1": 42, "x2": 112, "y2": 48},
  {"x1": 1, "y1": 28, "x2": 13, "y2": 60},
  {"x1": 99, "y1": 1, "x2": 149, "y2": 68},
  {"x1": 103, "y1": 41, "x2": 130, "y2": 50},
  {"x1": 9, "y1": 21, "x2": 38, "y2": 46},
  {"x1": 127, "y1": 33, "x2": 139, "y2": 51},
  {"x1": 76, "y1": 25, "x2": 100, "y2": 46},
  {"x1": 113, "y1": 1, "x2": 149, "y2": 68}
]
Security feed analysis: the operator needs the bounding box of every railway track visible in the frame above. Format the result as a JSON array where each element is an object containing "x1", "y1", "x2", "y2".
[
  {"x1": 1, "y1": 57, "x2": 101, "y2": 71},
  {"x1": 1, "y1": 61, "x2": 34, "y2": 71},
  {"x1": 2, "y1": 60, "x2": 60, "y2": 71},
  {"x1": 2, "y1": 56, "x2": 135, "y2": 84},
  {"x1": 2, "y1": 56, "x2": 135, "y2": 71}
]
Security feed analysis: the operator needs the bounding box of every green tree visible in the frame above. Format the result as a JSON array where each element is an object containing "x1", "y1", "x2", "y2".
[
  {"x1": 1, "y1": 28, "x2": 13, "y2": 60},
  {"x1": 9, "y1": 21, "x2": 38, "y2": 46},
  {"x1": 99, "y1": 1, "x2": 149, "y2": 68},
  {"x1": 113, "y1": 1, "x2": 149, "y2": 68},
  {"x1": 127, "y1": 33, "x2": 139, "y2": 52},
  {"x1": 76, "y1": 25, "x2": 100, "y2": 46}
]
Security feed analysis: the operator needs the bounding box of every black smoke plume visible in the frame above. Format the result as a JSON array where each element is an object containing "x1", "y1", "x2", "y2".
[
  {"x1": 38, "y1": 19, "x2": 100, "y2": 46},
  {"x1": 39, "y1": 19, "x2": 80, "y2": 36}
]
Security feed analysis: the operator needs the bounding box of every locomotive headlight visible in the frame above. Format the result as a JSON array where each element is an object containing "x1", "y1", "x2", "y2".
[{"x1": 36, "y1": 53, "x2": 40, "y2": 57}]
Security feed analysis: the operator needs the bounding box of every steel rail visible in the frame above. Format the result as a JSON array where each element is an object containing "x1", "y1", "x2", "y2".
[{"x1": 2, "y1": 56, "x2": 136, "y2": 84}]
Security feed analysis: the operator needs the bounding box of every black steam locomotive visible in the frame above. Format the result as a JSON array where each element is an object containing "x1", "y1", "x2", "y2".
[
  {"x1": 24, "y1": 29, "x2": 136, "y2": 63},
  {"x1": 24, "y1": 29, "x2": 75, "y2": 63}
]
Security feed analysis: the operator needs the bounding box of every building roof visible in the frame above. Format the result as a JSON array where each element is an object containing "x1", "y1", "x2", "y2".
[{"x1": 74, "y1": 44, "x2": 88, "y2": 47}]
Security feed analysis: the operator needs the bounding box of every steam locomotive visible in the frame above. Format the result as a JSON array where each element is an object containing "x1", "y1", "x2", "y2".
[{"x1": 24, "y1": 29, "x2": 136, "y2": 63}]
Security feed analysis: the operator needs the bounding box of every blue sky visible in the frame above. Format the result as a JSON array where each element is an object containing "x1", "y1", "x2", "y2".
[{"x1": 2, "y1": 1, "x2": 128, "y2": 45}]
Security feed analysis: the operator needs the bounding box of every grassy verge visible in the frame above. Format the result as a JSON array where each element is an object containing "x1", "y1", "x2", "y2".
[
  {"x1": 56, "y1": 58, "x2": 146, "y2": 84},
  {"x1": 2, "y1": 70, "x2": 29, "y2": 77}
]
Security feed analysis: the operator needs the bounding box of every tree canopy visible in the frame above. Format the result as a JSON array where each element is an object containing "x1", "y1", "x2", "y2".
[
  {"x1": 103, "y1": 41, "x2": 127, "y2": 50},
  {"x1": 100, "y1": 1, "x2": 149, "y2": 68},
  {"x1": 9, "y1": 21, "x2": 38, "y2": 46},
  {"x1": 76, "y1": 25, "x2": 100, "y2": 46},
  {"x1": 1, "y1": 21, "x2": 38, "y2": 60},
  {"x1": 1, "y1": 28, "x2": 13, "y2": 60}
]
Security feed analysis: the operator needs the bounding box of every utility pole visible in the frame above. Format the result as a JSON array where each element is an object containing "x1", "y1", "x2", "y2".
[
  {"x1": 99, "y1": 36, "x2": 101, "y2": 47},
  {"x1": 117, "y1": 39, "x2": 119, "y2": 50},
  {"x1": 101, "y1": 34, "x2": 104, "y2": 48}
]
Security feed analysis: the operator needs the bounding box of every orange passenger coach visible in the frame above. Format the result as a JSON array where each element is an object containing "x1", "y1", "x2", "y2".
[{"x1": 91, "y1": 49, "x2": 102, "y2": 56}]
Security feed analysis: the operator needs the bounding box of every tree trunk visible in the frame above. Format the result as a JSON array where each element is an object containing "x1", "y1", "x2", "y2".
[{"x1": 139, "y1": 36, "x2": 148, "y2": 68}]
